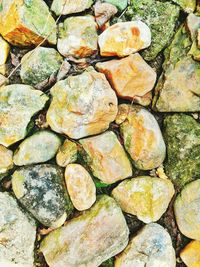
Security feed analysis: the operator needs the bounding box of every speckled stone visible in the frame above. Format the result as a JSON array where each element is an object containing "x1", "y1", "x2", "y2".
[
  {"x1": 180, "y1": 240, "x2": 200, "y2": 267},
  {"x1": 0, "y1": 145, "x2": 13, "y2": 180},
  {"x1": 40, "y1": 195, "x2": 129, "y2": 267},
  {"x1": 56, "y1": 139, "x2": 78, "y2": 167}
]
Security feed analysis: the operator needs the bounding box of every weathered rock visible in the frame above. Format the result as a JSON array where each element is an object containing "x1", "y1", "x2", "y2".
[
  {"x1": 96, "y1": 53, "x2": 156, "y2": 105},
  {"x1": 56, "y1": 139, "x2": 78, "y2": 167},
  {"x1": 0, "y1": 192, "x2": 36, "y2": 267},
  {"x1": 126, "y1": 0, "x2": 180, "y2": 61},
  {"x1": 0, "y1": 0, "x2": 56, "y2": 46},
  {"x1": 0, "y1": 145, "x2": 13, "y2": 180},
  {"x1": 0, "y1": 36, "x2": 10, "y2": 75},
  {"x1": 40, "y1": 195, "x2": 129, "y2": 267},
  {"x1": 172, "y1": 0, "x2": 196, "y2": 13},
  {"x1": 80, "y1": 131, "x2": 132, "y2": 184},
  {"x1": 198, "y1": 29, "x2": 200, "y2": 48},
  {"x1": 98, "y1": 21, "x2": 151, "y2": 57},
  {"x1": 180, "y1": 240, "x2": 200, "y2": 267},
  {"x1": 116, "y1": 104, "x2": 166, "y2": 170},
  {"x1": 20, "y1": 47, "x2": 63, "y2": 87},
  {"x1": 104, "y1": 0, "x2": 127, "y2": 11},
  {"x1": 0, "y1": 84, "x2": 48, "y2": 147},
  {"x1": 47, "y1": 68, "x2": 118, "y2": 139},
  {"x1": 187, "y1": 13, "x2": 200, "y2": 62},
  {"x1": 58, "y1": 16, "x2": 98, "y2": 59},
  {"x1": 115, "y1": 223, "x2": 176, "y2": 267},
  {"x1": 65, "y1": 164, "x2": 96, "y2": 211},
  {"x1": 13, "y1": 131, "x2": 61, "y2": 166},
  {"x1": 94, "y1": 2, "x2": 118, "y2": 28},
  {"x1": 51, "y1": 0, "x2": 93, "y2": 16},
  {"x1": 12, "y1": 164, "x2": 73, "y2": 228},
  {"x1": 174, "y1": 179, "x2": 200, "y2": 240},
  {"x1": 112, "y1": 176, "x2": 174, "y2": 223},
  {"x1": 163, "y1": 114, "x2": 200, "y2": 188}
]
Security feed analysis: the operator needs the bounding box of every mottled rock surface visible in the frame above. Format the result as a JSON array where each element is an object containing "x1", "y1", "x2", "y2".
[
  {"x1": 80, "y1": 131, "x2": 132, "y2": 184},
  {"x1": 40, "y1": 195, "x2": 129, "y2": 267},
  {"x1": 163, "y1": 114, "x2": 200, "y2": 188},
  {"x1": 0, "y1": 192, "x2": 36, "y2": 267},
  {"x1": 174, "y1": 179, "x2": 200, "y2": 240},
  {"x1": 98, "y1": 21, "x2": 151, "y2": 57},
  {"x1": 47, "y1": 68, "x2": 118, "y2": 139},
  {"x1": 96, "y1": 53, "x2": 156, "y2": 105},
  {"x1": 0, "y1": 84, "x2": 48, "y2": 147},
  {"x1": 0, "y1": 145, "x2": 13, "y2": 180},
  {"x1": 94, "y1": 2, "x2": 118, "y2": 28},
  {"x1": 172, "y1": 0, "x2": 196, "y2": 13},
  {"x1": 0, "y1": 0, "x2": 56, "y2": 46},
  {"x1": 115, "y1": 223, "x2": 176, "y2": 267},
  {"x1": 0, "y1": 36, "x2": 10, "y2": 75},
  {"x1": 58, "y1": 16, "x2": 98, "y2": 59},
  {"x1": 65, "y1": 164, "x2": 96, "y2": 211},
  {"x1": 13, "y1": 131, "x2": 61, "y2": 166},
  {"x1": 12, "y1": 164, "x2": 73, "y2": 228},
  {"x1": 112, "y1": 176, "x2": 174, "y2": 223},
  {"x1": 56, "y1": 139, "x2": 77, "y2": 167},
  {"x1": 116, "y1": 104, "x2": 166, "y2": 170},
  {"x1": 180, "y1": 240, "x2": 200, "y2": 267},
  {"x1": 20, "y1": 47, "x2": 63, "y2": 87},
  {"x1": 51, "y1": 0, "x2": 93, "y2": 15},
  {"x1": 104, "y1": 0, "x2": 127, "y2": 11}
]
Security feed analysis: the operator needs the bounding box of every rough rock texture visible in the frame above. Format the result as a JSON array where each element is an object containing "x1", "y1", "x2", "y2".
[
  {"x1": 94, "y1": 2, "x2": 118, "y2": 28},
  {"x1": 187, "y1": 13, "x2": 200, "y2": 62},
  {"x1": 0, "y1": 0, "x2": 56, "y2": 46},
  {"x1": 80, "y1": 131, "x2": 132, "y2": 184},
  {"x1": 172, "y1": 0, "x2": 196, "y2": 13},
  {"x1": 112, "y1": 176, "x2": 175, "y2": 223},
  {"x1": 12, "y1": 164, "x2": 73, "y2": 228},
  {"x1": 96, "y1": 53, "x2": 156, "y2": 105},
  {"x1": 0, "y1": 192, "x2": 36, "y2": 267},
  {"x1": 0, "y1": 36, "x2": 10, "y2": 75},
  {"x1": 104, "y1": 0, "x2": 127, "y2": 11},
  {"x1": 116, "y1": 104, "x2": 166, "y2": 170},
  {"x1": 13, "y1": 131, "x2": 61, "y2": 166},
  {"x1": 56, "y1": 139, "x2": 77, "y2": 167},
  {"x1": 20, "y1": 47, "x2": 63, "y2": 87},
  {"x1": 115, "y1": 223, "x2": 176, "y2": 267},
  {"x1": 0, "y1": 145, "x2": 13, "y2": 180},
  {"x1": 180, "y1": 240, "x2": 200, "y2": 267},
  {"x1": 126, "y1": 0, "x2": 180, "y2": 61},
  {"x1": 51, "y1": 0, "x2": 93, "y2": 15},
  {"x1": 65, "y1": 164, "x2": 96, "y2": 211},
  {"x1": 0, "y1": 84, "x2": 48, "y2": 147},
  {"x1": 98, "y1": 21, "x2": 151, "y2": 57},
  {"x1": 47, "y1": 68, "x2": 118, "y2": 139},
  {"x1": 163, "y1": 114, "x2": 200, "y2": 188},
  {"x1": 58, "y1": 16, "x2": 98, "y2": 59},
  {"x1": 40, "y1": 195, "x2": 129, "y2": 267},
  {"x1": 174, "y1": 179, "x2": 200, "y2": 240}
]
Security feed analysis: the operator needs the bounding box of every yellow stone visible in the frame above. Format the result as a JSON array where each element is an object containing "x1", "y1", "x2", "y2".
[
  {"x1": 98, "y1": 21, "x2": 151, "y2": 57},
  {"x1": 0, "y1": 145, "x2": 13, "y2": 177},
  {"x1": 65, "y1": 164, "x2": 96, "y2": 211},
  {"x1": 112, "y1": 176, "x2": 174, "y2": 223},
  {"x1": 180, "y1": 240, "x2": 200, "y2": 267},
  {"x1": 96, "y1": 53, "x2": 156, "y2": 105},
  {"x1": 0, "y1": 36, "x2": 10, "y2": 75},
  {"x1": 56, "y1": 139, "x2": 77, "y2": 167}
]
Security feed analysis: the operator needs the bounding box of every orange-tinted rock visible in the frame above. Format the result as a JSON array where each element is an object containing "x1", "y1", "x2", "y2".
[
  {"x1": 180, "y1": 240, "x2": 200, "y2": 267},
  {"x1": 96, "y1": 53, "x2": 156, "y2": 105},
  {"x1": 94, "y1": 1, "x2": 118, "y2": 28},
  {"x1": 98, "y1": 21, "x2": 151, "y2": 57}
]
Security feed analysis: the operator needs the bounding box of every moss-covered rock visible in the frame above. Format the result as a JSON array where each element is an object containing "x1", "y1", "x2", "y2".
[
  {"x1": 20, "y1": 47, "x2": 63, "y2": 87},
  {"x1": 40, "y1": 195, "x2": 129, "y2": 267},
  {"x1": 56, "y1": 139, "x2": 78, "y2": 167},
  {"x1": 163, "y1": 114, "x2": 200, "y2": 188},
  {"x1": 0, "y1": 84, "x2": 48, "y2": 147},
  {"x1": 103, "y1": 0, "x2": 127, "y2": 11},
  {"x1": 0, "y1": 145, "x2": 13, "y2": 180},
  {"x1": 12, "y1": 164, "x2": 73, "y2": 228},
  {"x1": 171, "y1": 0, "x2": 196, "y2": 13}
]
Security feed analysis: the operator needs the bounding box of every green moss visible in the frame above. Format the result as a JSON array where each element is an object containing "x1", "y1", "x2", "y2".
[{"x1": 171, "y1": 0, "x2": 196, "y2": 13}]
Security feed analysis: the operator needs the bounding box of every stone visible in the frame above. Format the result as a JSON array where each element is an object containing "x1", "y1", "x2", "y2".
[
  {"x1": 98, "y1": 21, "x2": 151, "y2": 57},
  {"x1": 65, "y1": 164, "x2": 96, "y2": 211},
  {"x1": 0, "y1": 192, "x2": 36, "y2": 267},
  {"x1": 163, "y1": 114, "x2": 200, "y2": 188},
  {"x1": 40, "y1": 195, "x2": 129, "y2": 267},
  {"x1": 126, "y1": 0, "x2": 180, "y2": 61},
  {"x1": 58, "y1": 16, "x2": 98, "y2": 59},
  {"x1": 56, "y1": 139, "x2": 78, "y2": 167},
  {"x1": 187, "y1": 13, "x2": 200, "y2": 62},
  {"x1": 112, "y1": 176, "x2": 174, "y2": 223},
  {"x1": 0, "y1": 36, "x2": 10, "y2": 75},
  {"x1": 172, "y1": 0, "x2": 196, "y2": 13},
  {"x1": 20, "y1": 47, "x2": 63, "y2": 87},
  {"x1": 0, "y1": 84, "x2": 48, "y2": 147},
  {"x1": 180, "y1": 240, "x2": 200, "y2": 267},
  {"x1": 80, "y1": 131, "x2": 132, "y2": 184},
  {"x1": 174, "y1": 179, "x2": 200, "y2": 240},
  {"x1": 96, "y1": 53, "x2": 156, "y2": 105},
  {"x1": 47, "y1": 68, "x2": 118, "y2": 139},
  {"x1": 51, "y1": 0, "x2": 93, "y2": 16},
  {"x1": 0, "y1": 145, "x2": 13, "y2": 180},
  {"x1": 115, "y1": 223, "x2": 176, "y2": 267},
  {"x1": 13, "y1": 130, "x2": 61, "y2": 166},
  {"x1": 0, "y1": 0, "x2": 56, "y2": 46},
  {"x1": 116, "y1": 104, "x2": 166, "y2": 170},
  {"x1": 198, "y1": 29, "x2": 200, "y2": 48},
  {"x1": 12, "y1": 164, "x2": 73, "y2": 228},
  {"x1": 94, "y1": 2, "x2": 118, "y2": 28},
  {"x1": 104, "y1": 0, "x2": 127, "y2": 11}
]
